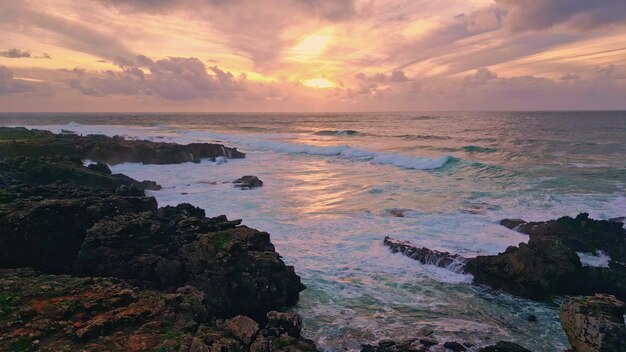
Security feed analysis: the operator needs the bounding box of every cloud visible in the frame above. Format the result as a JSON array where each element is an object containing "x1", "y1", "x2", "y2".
[
  {"x1": 497, "y1": 0, "x2": 626, "y2": 32},
  {"x1": 355, "y1": 70, "x2": 409, "y2": 83},
  {"x1": 0, "y1": 66, "x2": 36, "y2": 95},
  {"x1": 464, "y1": 68, "x2": 498, "y2": 85},
  {"x1": 65, "y1": 55, "x2": 246, "y2": 100},
  {"x1": 0, "y1": 1, "x2": 133, "y2": 60},
  {"x1": 0, "y1": 48, "x2": 32, "y2": 58},
  {"x1": 595, "y1": 64, "x2": 625, "y2": 80}
]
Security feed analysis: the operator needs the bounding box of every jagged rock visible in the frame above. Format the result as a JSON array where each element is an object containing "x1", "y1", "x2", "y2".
[
  {"x1": 443, "y1": 341, "x2": 467, "y2": 351},
  {"x1": 477, "y1": 341, "x2": 532, "y2": 352},
  {"x1": 224, "y1": 315, "x2": 260, "y2": 345},
  {"x1": 266, "y1": 311, "x2": 303, "y2": 338},
  {"x1": 499, "y1": 218, "x2": 526, "y2": 230},
  {"x1": 0, "y1": 126, "x2": 245, "y2": 164},
  {"x1": 515, "y1": 213, "x2": 626, "y2": 263},
  {"x1": 560, "y1": 294, "x2": 626, "y2": 352},
  {"x1": 384, "y1": 237, "x2": 468, "y2": 271},
  {"x1": 468, "y1": 213, "x2": 626, "y2": 300},
  {"x1": 76, "y1": 203, "x2": 305, "y2": 319},
  {"x1": 465, "y1": 235, "x2": 583, "y2": 300},
  {"x1": 234, "y1": 175, "x2": 264, "y2": 189},
  {"x1": 0, "y1": 269, "x2": 318, "y2": 352}
]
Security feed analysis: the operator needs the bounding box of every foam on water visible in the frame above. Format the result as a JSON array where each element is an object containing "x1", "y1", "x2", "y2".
[{"x1": 577, "y1": 251, "x2": 611, "y2": 268}]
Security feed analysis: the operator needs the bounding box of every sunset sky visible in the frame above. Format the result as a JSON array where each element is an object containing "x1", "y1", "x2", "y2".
[{"x1": 1, "y1": 0, "x2": 625, "y2": 111}]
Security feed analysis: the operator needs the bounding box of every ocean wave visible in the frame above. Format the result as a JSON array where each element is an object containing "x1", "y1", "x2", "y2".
[
  {"x1": 184, "y1": 130, "x2": 451, "y2": 171},
  {"x1": 314, "y1": 130, "x2": 359, "y2": 136},
  {"x1": 398, "y1": 134, "x2": 451, "y2": 140}
]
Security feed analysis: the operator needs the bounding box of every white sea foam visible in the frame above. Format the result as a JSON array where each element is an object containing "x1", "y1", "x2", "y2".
[
  {"x1": 577, "y1": 251, "x2": 611, "y2": 268},
  {"x1": 183, "y1": 130, "x2": 450, "y2": 170}
]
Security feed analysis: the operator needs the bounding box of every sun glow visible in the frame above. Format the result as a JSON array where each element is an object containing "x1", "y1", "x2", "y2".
[{"x1": 302, "y1": 78, "x2": 335, "y2": 89}]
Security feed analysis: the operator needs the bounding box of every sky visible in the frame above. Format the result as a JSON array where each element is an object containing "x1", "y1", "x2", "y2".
[{"x1": 1, "y1": 0, "x2": 625, "y2": 112}]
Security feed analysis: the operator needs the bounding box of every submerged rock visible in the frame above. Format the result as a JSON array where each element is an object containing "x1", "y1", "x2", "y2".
[
  {"x1": 383, "y1": 237, "x2": 468, "y2": 271},
  {"x1": 560, "y1": 294, "x2": 626, "y2": 352},
  {"x1": 499, "y1": 218, "x2": 527, "y2": 230},
  {"x1": 234, "y1": 175, "x2": 264, "y2": 190}
]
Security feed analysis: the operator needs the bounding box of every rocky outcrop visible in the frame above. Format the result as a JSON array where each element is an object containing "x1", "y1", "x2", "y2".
[
  {"x1": 465, "y1": 235, "x2": 584, "y2": 300},
  {"x1": 383, "y1": 237, "x2": 468, "y2": 272},
  {"x1": 0, "y1": 268, "x2": 317, "y2": 352},
  {"x1": 466, "y1": 213, "x2": 626, "y2": 300},
  {"x1": 0, "y1": 126, "x2": 306, "y2": 327},
  {"x1": 234, "y1": 175, "x2": 264, "y2": 189},
  {"x1": 560, "y1": 294, "x2": 626, "y2": 352},
  {"x1": 478, "y1": 341, "x2": 532, "y2": 352},
  {"x1": 0, "y1": 126, "x2": 245, "y2": 164},
  {"x1": 76, "y1": 203, "x2": 305, "y2": 319}
]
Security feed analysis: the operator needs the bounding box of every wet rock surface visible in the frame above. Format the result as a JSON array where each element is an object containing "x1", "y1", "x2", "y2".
[
  {"x1": 0, "y1": 126, "x2": 245, "y2": 164},
  {"x1": 560, "y1": 294, "x2": 626, "y2": 352},
  {"x1": 234, "y1": 175, "x2": 264, "y2": 189},
  {"x1": 383, "y1": 237, "x2": 468, "y2": 271},
  {"x1": 361, "y1": 335, "x2": 531, "y2": 352}
]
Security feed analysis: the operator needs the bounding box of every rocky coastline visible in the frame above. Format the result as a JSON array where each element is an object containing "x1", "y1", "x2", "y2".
[
  {"x1": 2, "y1": 127, "x2": 625, "y2": 352},
  {"x1": 0, "y1": 127, "x2": 314, "y2": 352}
]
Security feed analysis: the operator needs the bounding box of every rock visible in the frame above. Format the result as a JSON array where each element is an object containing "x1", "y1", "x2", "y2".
[
  {"x1": 526, "y1": 314, "x2": 537, "y2": 322},
  {"x1": 266, "y1": 311, "x2": 303, "y2": 338},
  {"x1": 76, "y1": 204, "x2": 305, "y2": 319},
  {"x1": 0, "y1": 126, "x2": 245, "y2": 164},
  {"x1": 443, "y1": 341, "x2": 467, "y2": 351},
  {"x1": 87, "y1": 161, "x2": 112, "y2": 174},
  {"x1": 234, "y1": 175, "x2": 264, "y2": 189},
  {"x1": 560, "y1": 294, "x2": 626, "y2": 352},
  {"x1": 465, "y1": 235, "x2": 583, "y2": 300},
  {"x1": 515, "y1": 213, "x2": 626, "y2": 263},
  {"x1": 224, "y1": 316, "x2": 259, "y2": 345},
  {"x1": 384, "y1": 237, "x2": 468, "y2": 272},
  {"x1": 609, "y1": 217, "x2": 625, "y2": 225},
  {"x1": 477, "y1": 341, "x2": 532, "y2": 352},
  {"x1": 389, "y1": 209, "x2": 406, "y2": 217},
  {"x1": 499, "y1": 218, "x2": 527, "y2": 230}
]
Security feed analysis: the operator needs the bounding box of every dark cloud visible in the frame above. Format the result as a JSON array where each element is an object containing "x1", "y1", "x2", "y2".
[
  {"x1": 65, "y1": 55, "x2": 246, "y2": 100},
  {"x1": 0, "y1": 66, "x2": 36, "y2": 95},
  {"x1": 355, "y1": 70, "x2": 409, "y2": 83},
  {"x1": 58, "y1": 67, "x2": 87, "y2": 76},
  {"x1": 497, "y1": 0, "x2": 626, "y2": 32},
  {"x1": 560, "y1": 73, "x2": 580, "y2": 81},
  {"x1": 0, "y1": 48, "x2": 32, "y2": 58}
]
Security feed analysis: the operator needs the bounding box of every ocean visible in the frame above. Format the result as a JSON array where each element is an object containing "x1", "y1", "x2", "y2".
[{"x1": 2, "y1": 111, "x2": 625, "y2": 351}]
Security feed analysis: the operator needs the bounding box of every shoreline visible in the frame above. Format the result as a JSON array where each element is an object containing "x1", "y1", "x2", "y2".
[{"x1": 0, "y1": 127, "x2": 620, "y2": 347}]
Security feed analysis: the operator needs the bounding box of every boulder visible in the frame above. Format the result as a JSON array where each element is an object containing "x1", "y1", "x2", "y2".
[
  {"x1": 234, "y1": 175, "x2": 264, "y2": 189},
  {"x1": 499, "y1": 218, "x2": 527, "y2": 230},
  {"x1": 384, "y1": 237, "x2": 468, "y2": 271},
  {"x1": 224, "y1": 315, "x2": 260, "y2": 345},
  {"x1": 560, "y1": 294, "x2": 626, "y2": 352}
]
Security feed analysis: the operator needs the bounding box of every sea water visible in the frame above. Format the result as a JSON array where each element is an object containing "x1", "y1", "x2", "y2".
[{"x1": 2, "y1": 111, "x2": 625, "y2": 351}]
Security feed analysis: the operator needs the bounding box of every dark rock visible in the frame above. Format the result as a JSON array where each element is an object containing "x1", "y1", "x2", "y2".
[
  {"x1": 526, "y1": 314, "x2": 537, "y2": 322},
  {"x1": 87, "y1": 162, "x2": 112, "y2": 174},
  {"x1": 499, "y1": 218, "x2": 527, "y2": 230},
  {"x1": 234, "y1": 175, "x2": 264, "y2": 190},
  {"x1": 223, "y1": 316, "x2": 259, "y2": 345},
  {"x1": 465, "y1": 235, "x2": 583, "y2": 300},
  {"x1": 0, "y1": 126, "x2": 245, "y2": 164},
  {"x1": 515, "y1": 213, "x2": 626, "y2": 263},
  {"x1": 443, "y1": 341, "x2": 467, "y2": 351},
  {"x1": 389, "y1": 209, "x2": 406, "y2": 217},
  {"x1": 384, "y1": 237, "x2": 468, "y2": 272},
  {"x1": 609, "y1": 217, "x2": 625, "y2": 225},
  {"x1": 265, "y1": 311, "x2": 303, "y2": 338},
  {"x1": 478, "y1": 341, "x2": 532, "y2": 352},
  {"x1": 560, "y1": 294, "x2": 626, "y2": 352}
]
